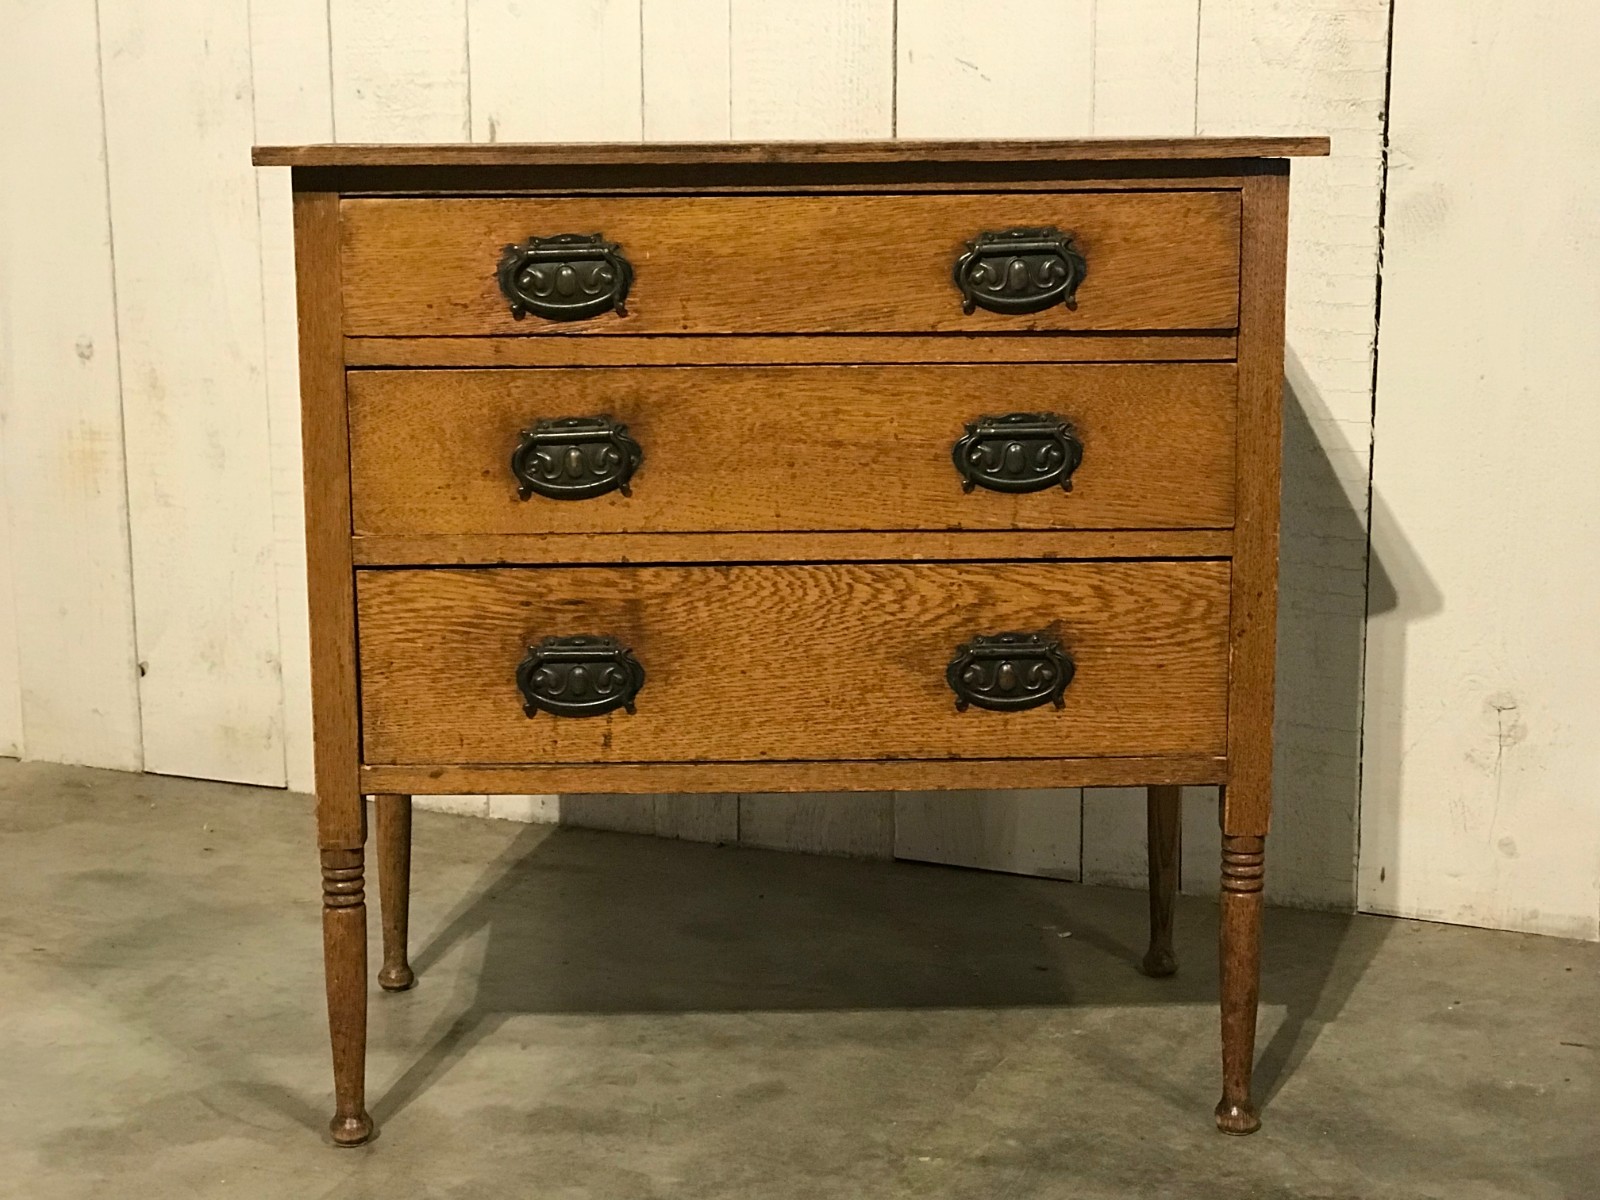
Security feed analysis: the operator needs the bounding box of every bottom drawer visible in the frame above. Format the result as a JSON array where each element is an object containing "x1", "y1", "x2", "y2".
[{"x1": 356, "y1": 561, "x2": 1229, "y2": 765}]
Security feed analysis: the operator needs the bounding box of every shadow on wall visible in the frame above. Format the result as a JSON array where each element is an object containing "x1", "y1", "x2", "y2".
[{"x1": 1268, "y1": 346, "x2": 1408, "y2": 911}]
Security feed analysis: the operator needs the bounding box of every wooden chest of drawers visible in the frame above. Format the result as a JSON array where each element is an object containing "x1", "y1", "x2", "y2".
[{"x1": 254, "y1": 136, "x2": 1327, "y2": 1148}]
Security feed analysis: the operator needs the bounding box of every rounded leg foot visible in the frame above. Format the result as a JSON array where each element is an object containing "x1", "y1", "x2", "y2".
[
  {"x1": 1214, "y1": 1099, "x2": 1261, "y2": 1136},
  {"x1": 1141, "y1": 947, "x2": 1178, "y2": 978},
  {"x1": 330, "y1": 1111, "x2": 375, "y2": 1147},
  {"x1": 378, "y1": 963, "x2": 416, "y2": 992}
]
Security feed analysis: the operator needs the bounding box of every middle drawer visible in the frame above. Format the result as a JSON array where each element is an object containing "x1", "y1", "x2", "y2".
[{"x1": 348, "y1": 363, "x2": 1236, "y2": 535}]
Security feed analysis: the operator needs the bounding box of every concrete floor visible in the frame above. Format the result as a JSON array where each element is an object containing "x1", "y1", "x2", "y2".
[{"x1": 2, "y1": 762, "x2": 1595, "y2": 1200}]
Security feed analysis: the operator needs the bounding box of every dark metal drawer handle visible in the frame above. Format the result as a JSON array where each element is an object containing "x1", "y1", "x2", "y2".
[
  {"x1": 953, "y1": 226, "x2": 1086, "y2": 315},
  {"x1": 953, "y1": 412, "x2": 1083, "y2": 494},
  {"x1": 512, "y1": 416, "x2": 643, "y2": 501},
  {"x1": 947, "y1": 632, "x2": 1074, "y2": 713},
  {"x1": 517, "y1": 635, "x2": 645, "y2": 719},
  {"x1": 497, "y1": 232, "x2": 633, "y2": 322}
]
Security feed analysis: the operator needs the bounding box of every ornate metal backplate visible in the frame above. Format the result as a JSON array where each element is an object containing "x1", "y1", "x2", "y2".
[
  {"x1": 516, "y1": 635, "x2": 645, "y2": 719},
  {"x1": 496, "y1": 233, "x2": 633, "y2": 321},
  {"x1": 952, "y1": 412, "x2": 1084, "y2": 494},
  {"x1": 511, "y1": 416, "x2": 643, "y2": 501},
  {"x1": 952, "y1": 227, "x2": 1087, "y2": 315},
  {"x1": 946, "y1": 632, "x2": 1075, "y2": 713}
]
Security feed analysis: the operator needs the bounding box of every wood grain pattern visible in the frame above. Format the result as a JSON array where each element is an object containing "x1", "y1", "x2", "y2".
[
  {"x1": 338, "y1": 192, "x2": 1241, "y2": 335},
  {"x1": 1223, "y1": 169, "x2": 1289, "y2": 837},
  {"x1": 356, "y1": 561, "x2": 1230, "y2": 765},
  {"x1": 254, "y1": 137, "x2": 1330, "y2": 167},
  {"x1": 361, "y1": 754, "x2": 1229, "y2": 795},
  {"x1": 344, "y1": 332, "x2": 1238, "y2": 367},
  {"x1": 348, "y1": 364, "x2": 1237, "y2": 536},
  {"x1": 293, "y1": 191, "x2": 363, "y2": 847},
  {"x1": 349, "y1": 529, "x2": 1234, "y2": 566}
]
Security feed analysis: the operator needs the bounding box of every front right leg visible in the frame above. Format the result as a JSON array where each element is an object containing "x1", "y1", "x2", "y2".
[{"x1": 322, "y1": 844, "x2": 374, "y2": 1146}]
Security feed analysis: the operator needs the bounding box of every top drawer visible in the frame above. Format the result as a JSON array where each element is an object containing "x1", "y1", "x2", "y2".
[{"x1": 340, "y1": 192, "x2": 1240, "y2": 337}]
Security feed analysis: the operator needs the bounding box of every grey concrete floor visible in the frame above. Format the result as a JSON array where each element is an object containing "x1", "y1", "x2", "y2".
[{"x1": 2, "y1": 761, "x2": 1595, "y2": 1200}]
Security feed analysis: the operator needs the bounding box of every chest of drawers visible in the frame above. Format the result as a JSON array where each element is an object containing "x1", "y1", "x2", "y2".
[{"x1": 254, "y1": 137, "x2": 1326, "y2": 1147}]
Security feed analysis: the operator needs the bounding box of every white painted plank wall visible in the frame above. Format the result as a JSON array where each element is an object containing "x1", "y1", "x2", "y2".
[
  {"x1": 250, "y1": 0, "x2": 335, "y2": 795},
  {"x1": 12, "y1": 0, "x2": 1591, "y2": 941},
  {"x1": 99, "y1": 0, "x2": 287, "y2": 785},
  {"x1": 1360, "y1": 4, "x2": 1600, "y2": 940},
  {"x1": 1198, "y1": 0, "x2": 1390, "y2": 907},
  {"x1": 0, "y1": 0, "x2": 144, "y2": 771}
]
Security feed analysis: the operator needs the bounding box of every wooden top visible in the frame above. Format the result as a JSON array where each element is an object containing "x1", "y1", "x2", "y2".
[{"x1": 252, "y1": 137, "x2": 1329, "y2": 169}]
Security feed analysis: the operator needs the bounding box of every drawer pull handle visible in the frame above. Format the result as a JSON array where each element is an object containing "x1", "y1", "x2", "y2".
[
  {"x1": 953, "y1": 412, "x2": 1083, "y2": 494},
  {"x1": 953, "y1": 226, "x2": 1086, "y2": 316},
  {"x1": 497, "y1": 233, "x2": 633, "y2": 322},
  {"x1": 517, "y1": 635, "x2": 645, "y2": 719},
  {"x1": 512, "y1": 416, "x2": 643, "y2": 501},
  {"x1": 947, "y1": 632, "x2": 1074, "y2": 713}
]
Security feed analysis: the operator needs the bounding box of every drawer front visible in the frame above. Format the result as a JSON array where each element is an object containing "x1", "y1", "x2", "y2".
[
  {"x1": 340, "y1": 192, "x2": 1240, "y2": 336},
  {"x1": 357, "y1": 562, "x2": 1230, "y2": 765},
  {"x1": 349, "y1": 364, "x2": 1236, "y2": 536}
]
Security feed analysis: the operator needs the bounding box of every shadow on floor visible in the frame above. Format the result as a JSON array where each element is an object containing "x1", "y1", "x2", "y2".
[{"x1": 374, "y1": 824, "x2": 1391, "y2": 1125}]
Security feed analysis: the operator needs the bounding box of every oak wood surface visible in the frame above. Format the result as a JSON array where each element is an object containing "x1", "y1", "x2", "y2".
[
  {"x1": 348, "y1": 364, "x2": 1237, "y2": 536},
  {"x1": 1223, "y1": 170, "x2": 1289, "y2": 837},
  {"x1": 349, "y1": 529, "x2": 1234, "y2": 566},
  {"x1": 360, "y1": 755, "x2": 1229, "y2": 796},
  {"x1": 255, "y1": 137, "x2": 1331, "y2": 168},
  {"x1": 356, "y1": 561, "x2": 1230, "y2": 765},
  {"x1": 344, "y1": 333, "x2": 1238, "y2": 368},
  {"x1": 294, "y1": 191, "x2": 362, "y2": 846},
  {"x1": 339, "y1": 192, "x2": 1241, "y2": 336}
]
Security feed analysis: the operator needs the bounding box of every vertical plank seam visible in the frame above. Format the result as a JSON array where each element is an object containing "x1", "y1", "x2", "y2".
[
  {"x1": 324, "y1": 0, "x2": 338, "y2": 141},
  {"x1": 90, "y1": 0, "x2": 146, "y2": 766},
  {"x1": 1191, "y1": 0, "x2": 1202, "y2": 136},
  {"x1": 889, "y1": 0, "x2": 897, "y2": 138},
  {"x1": 244, "y1": 0, "x2": 293, "y2": 788},
  {"x1": 1355, "y1": 0, "x2": 1399, "y2": 911},
  {"x1": 638, "y1": 0, "x2": 648, "y2": 141},
  {"x1": 1087, "y1": 0, "x2": 1096, "y2": 132},
  {"x1": 464, "y1": 0, "x2": 476, "y2": 140}
]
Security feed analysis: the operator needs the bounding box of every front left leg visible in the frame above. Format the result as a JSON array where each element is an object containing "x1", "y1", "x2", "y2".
[
  {"x1": 1216, "y1": 830, "x2": 1265, "y2": 1135},
  {"x1": 322, "y1": 846, "x2": 373, "y2": 1146}
]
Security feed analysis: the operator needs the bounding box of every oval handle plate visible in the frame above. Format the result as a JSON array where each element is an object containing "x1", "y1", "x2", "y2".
[
  {"x1": 953, "y1": 226, "x2": 1087, "y2": 316},
  {"x1": 947, "y1": 632, "x2": 1074, "y2": 713},
  {"x1": 497, "y1": 232, "x2": 633, "y2": 322},
  {"x1": 952, "y1": 412, "x2": 1083, "y2": 494},
  {"x1": 517, "y1": 635, "x2": 645, "y2": 719},
  {"x1": 512, "y1": 415, "x2": 643, "y2": 501}
]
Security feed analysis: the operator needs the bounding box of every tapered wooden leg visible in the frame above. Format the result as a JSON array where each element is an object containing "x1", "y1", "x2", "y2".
[
  {"x1": 374, "y1": 794, "x2": 416, "y2": 992},
  {"x1": 1216, "y1": 832, "x2": 1265, "y2": 1135},
  {"x1": 1141, "y1": 785, "x2": 1182, "y2": 977},
  {"x1": 322, "y1": 847, "x2": 374, "y2": 1146}
]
